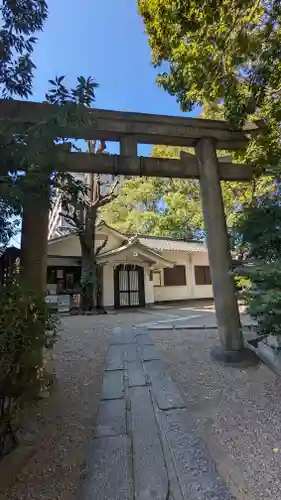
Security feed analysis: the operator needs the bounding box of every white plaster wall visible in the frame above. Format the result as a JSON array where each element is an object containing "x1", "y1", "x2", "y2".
[
  {"x1": 153, "y1": 250, "x2": 213, "y2": 302},
  {"x1": 103, "y1": 264, "x2": 114, "y2": 307},
  {"x1": 144, "y1": 266, "x2": 154, "y2": 304},
  {"x1": 153, "y1": 250, "x2": 192, "y2": 302},
  {"x1": 191, "y1": 252, "x2": 213, "y2": 299},
  {"x1": 48, "y1": 235, "x2": 81, "y2": 256},
  {"x1": 47, "y1": 229, "x2": 125, "y2": 258},
  {"x1": 97, "y1": 229, "x2": 125, "y2": 253}
]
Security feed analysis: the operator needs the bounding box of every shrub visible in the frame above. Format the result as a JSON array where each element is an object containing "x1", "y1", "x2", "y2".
[
  {"x1": 234, "y1": 192, "x2": 281, "y2": 343},
  {"x1": 235, "y1": 263, "x2": 281, "y2": 340},
  {"x1": 0, "y1": 282, "x2": 58, "y2": 458}
]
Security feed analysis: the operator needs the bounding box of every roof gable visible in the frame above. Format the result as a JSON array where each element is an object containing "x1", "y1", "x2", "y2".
[
  {"x1": 98, "y1": 237, "x2": 175, "y2": 267},
  {"x1": 48, "y1": 222, "x2": 207, "y2": 254}
]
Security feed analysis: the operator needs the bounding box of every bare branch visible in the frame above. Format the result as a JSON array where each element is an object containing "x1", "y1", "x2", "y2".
[
  {"x1": 96, "y1": 236, "x2": 108, "y2": 255},
  {"x1": 97, "y1": 178, "x2": 120, "y2": 207},
  {"x1": 96, "y1": 140, "x2": 106, "y2": 155},
  {"x1": 59, "y1": 200, "x2": 85, "y2": 234}
]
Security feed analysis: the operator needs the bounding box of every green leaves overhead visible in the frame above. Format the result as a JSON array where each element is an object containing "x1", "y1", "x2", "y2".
[
  {"x1": 138, "y1": 0, "x2": 281, "y2": 169},
  {"x1": 1, "y1": 0, "x2": 48, "y2": 98},
  {"x1": 45, "y1": 76, "x2": 99, "y2": 106},
  {"x1": 103, "y1": 135, "x2": 275, "y2": 240}
]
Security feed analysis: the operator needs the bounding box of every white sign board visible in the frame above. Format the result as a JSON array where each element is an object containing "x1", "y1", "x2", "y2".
[
  {"x1": 57, "y1": 294, "x2": 71, "y2": 313},
  {"x1": 45, "y1": 295, "x2": 58, "y2": 305},
  {"x1": 45, "y1": 295, "x2": 58, "y2": 310}
]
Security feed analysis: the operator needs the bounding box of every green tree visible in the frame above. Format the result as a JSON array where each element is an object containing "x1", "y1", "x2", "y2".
[
  {"x1": 234, "y1": 192, "x2": 281, "y2": 339},
  {"x1": 103, "y1": 99, "x2": 275, "y2": 240},
  {"x1": 102, "y1": 166, "x2": 202, "y2": 239},
  {"x1": 1, "y1": 0, "x2": 48, "y2": 98},
  {"x1": 103, "y1": 139, "x2": 275, "y2": 239},
  {"x1": 46, "y1": 77, "x2": 119, "y2": 311},
  {"x1": 138, "y1": 0, "x2": 281, "y2": 169},
  {"x1": 0, "y1": 0, "x2": 48, "y2": 251}
]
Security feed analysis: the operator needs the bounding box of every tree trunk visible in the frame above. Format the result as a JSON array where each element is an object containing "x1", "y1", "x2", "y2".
[
  {"x1": 92, "y1": 256, "x2": 99, "y2": 310},
  {"x1": 80, "y1": 240, "x2": 100, "y2": 312},
  {"x1": 80, "y1": 242, "x2": 93, "y2": 311}
]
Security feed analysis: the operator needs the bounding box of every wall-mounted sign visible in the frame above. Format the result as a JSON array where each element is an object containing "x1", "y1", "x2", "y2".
[{"x1": 72, "y1": 294, "x2": 81, "y2": 309}]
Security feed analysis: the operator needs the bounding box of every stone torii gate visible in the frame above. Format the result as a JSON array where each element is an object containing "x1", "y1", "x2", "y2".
[{"x1": 0, "y1": 100, "x2": 261, "y2": 357}]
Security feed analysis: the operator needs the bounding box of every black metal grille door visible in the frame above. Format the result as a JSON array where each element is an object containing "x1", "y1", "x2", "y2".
[{"x1": 114, "y1": 264, "x2": 145, "y2": 308}]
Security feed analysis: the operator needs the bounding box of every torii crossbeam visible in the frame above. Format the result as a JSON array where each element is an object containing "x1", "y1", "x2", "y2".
[{"x1": 0, "y1": 99, "x2": 263, "y2": 357}]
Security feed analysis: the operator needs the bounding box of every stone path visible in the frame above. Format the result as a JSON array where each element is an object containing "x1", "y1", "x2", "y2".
[{"x1": 78, "y1": 326, "x2": 234, "y2": 500}]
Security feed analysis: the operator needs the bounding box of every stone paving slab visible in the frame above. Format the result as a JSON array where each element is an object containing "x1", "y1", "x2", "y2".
[
  {"x1": 135, "y1": 333, "x2": 154, "y2": 345},
  {"x1": 147, "y1": 324, "x2": 174, "y2": 330},
  {"x1": 82, "y1": 326, "x2": 233, "y2": 500},
  {"x1": 128, "y1": 361, "x2": 146, "y2": 387},
  {"x1": 140, "y1": 344, "x2": 161, "y2": 361},
  {"x1": 144, "y1": 359, "x2": 186, "y2": 411},
  {"x1": 161, "y1": 409, "x2": 235, "y2": 500},
  {"x1": 79, "y1": 435, "x2": 133, "y2": 500},
  {"x1": 126, "y1": 343, "x2": 139, "y2": 362},
  {"x1": 95, "y1": 399, "x2": 126, "y2": 438},
  {"x1": 110, "y1": 327, "x2": 136, "y2": 345},
  {"x1": 130, "y1": 386, "x2": 168, "y2": 500},
  {"x1": 101, "y1": 371, "x2": 124, "y2": 400},
  {"x1": 105, "y1": 344, "x2": 125, "y2": 371}
]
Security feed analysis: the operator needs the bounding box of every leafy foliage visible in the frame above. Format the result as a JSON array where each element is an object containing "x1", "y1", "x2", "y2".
[
  {"x1": 138, "y1": 0, "x2": 281, "y2": 169},
  {"x1": 103, "y1": 137, "x2": 275, "y2": 239},
  {"x1": 234, "y1": 192, "x2": 281, "y2": 339},
  {"x1": 0, "y1": 282, "x2": 58, "y2": 457},
  {"x1": 0, "y1": 201, "x2": 20, "y2": 255},
  {"x1": 0, "y1": 0, "x2": 49, "y2": 252},
  {"x1": 237, "y1": 264, "x2": 281, "y2": 339},
  {"x1": 46, "y1": 77, "x2": 116, "y2": 311},
  {"x1": 233, "y1": 193, "x2": 281, "y2": 261},
  {"x1": 45, "y1": 75, "x2": 99, "y2": 106},
  {"x1": 102, "y1": 174, "x2": 199, "y2": 238},
  {"x1": 0, "y1": 0, "x2": 48, "y2": 98}
]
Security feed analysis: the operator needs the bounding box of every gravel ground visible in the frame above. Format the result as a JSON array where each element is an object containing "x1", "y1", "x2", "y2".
[
  {"x1": 150, "y1": 327, "x2": 281, "y2": 500},
  {"x1": 1, "y1": 311, "x2": 152, "y2": 500}
]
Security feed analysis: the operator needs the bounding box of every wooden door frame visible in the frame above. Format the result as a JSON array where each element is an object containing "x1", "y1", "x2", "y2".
[{"x1": 114, "y1": 264, "x2": 145, "y2": 309}]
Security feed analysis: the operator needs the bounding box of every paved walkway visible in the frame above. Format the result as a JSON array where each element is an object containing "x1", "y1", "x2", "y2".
[{"x1": 78, "y1": 326, "x2": 234, "y2": 500}]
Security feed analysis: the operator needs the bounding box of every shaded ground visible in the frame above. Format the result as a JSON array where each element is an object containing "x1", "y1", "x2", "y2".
[
  {"x1": 2, "y1": 304, "x2": 278, "y2": 500},
  {"x1": 1, "y1": 311, "x2": 155, "y2": 500},
  {"x1": 150, "y1": 327, "x2": 281, "y2": 500}
]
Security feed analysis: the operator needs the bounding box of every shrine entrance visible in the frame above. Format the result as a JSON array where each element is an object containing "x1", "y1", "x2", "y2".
[
  {"x1": 0, "y1": 99, "x2": 263, "y2": 356},
  {"x1": 114, "y1": 264, "x2": 145, "y2": 309}
]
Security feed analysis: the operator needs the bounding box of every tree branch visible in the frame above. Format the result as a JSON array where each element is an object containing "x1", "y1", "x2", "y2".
[
  {"x1": 96, "y1": 236, "x2": 108, "y2": 255},
  {"x1": 96, "y1": 178, "x2": 120, "y2": 207}
]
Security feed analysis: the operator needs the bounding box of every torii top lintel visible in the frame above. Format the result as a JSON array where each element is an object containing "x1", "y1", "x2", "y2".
[{"x1": 0, "y1": 99, "x2": 263, "y2": 150}]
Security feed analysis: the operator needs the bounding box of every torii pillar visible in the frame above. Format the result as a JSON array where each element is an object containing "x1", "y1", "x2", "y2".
[
  {"x1": 20, "y1": 188, "x2": 49, "y2": 296},
  {"x1": 195, "y1": 138, "x2": 244, "y2": 355}
]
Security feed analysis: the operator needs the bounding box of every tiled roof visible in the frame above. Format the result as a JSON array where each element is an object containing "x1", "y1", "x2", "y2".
[
  {"x1": 48, "y1": 222, "x2": 207, "y2": 253},
  {"x1": 138, "y1": 236, "x2": 207, "y2": 253}
]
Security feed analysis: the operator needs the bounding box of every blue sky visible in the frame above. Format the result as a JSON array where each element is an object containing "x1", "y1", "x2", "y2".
[
  {"x1": 32, "y1": 0, "x2": 199, "y2": 152},
  {"x1": 12, "y1": 0, "x2": 200, "y2": 247}
]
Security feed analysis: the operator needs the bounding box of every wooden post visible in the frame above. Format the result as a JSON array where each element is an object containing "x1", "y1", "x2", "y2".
[
  {"x1": 195, "y1": 137, "x2": 243, "y2": 352},
  {"x1": 20, "y1": 190, "x2": 49, "y2": 295}
]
